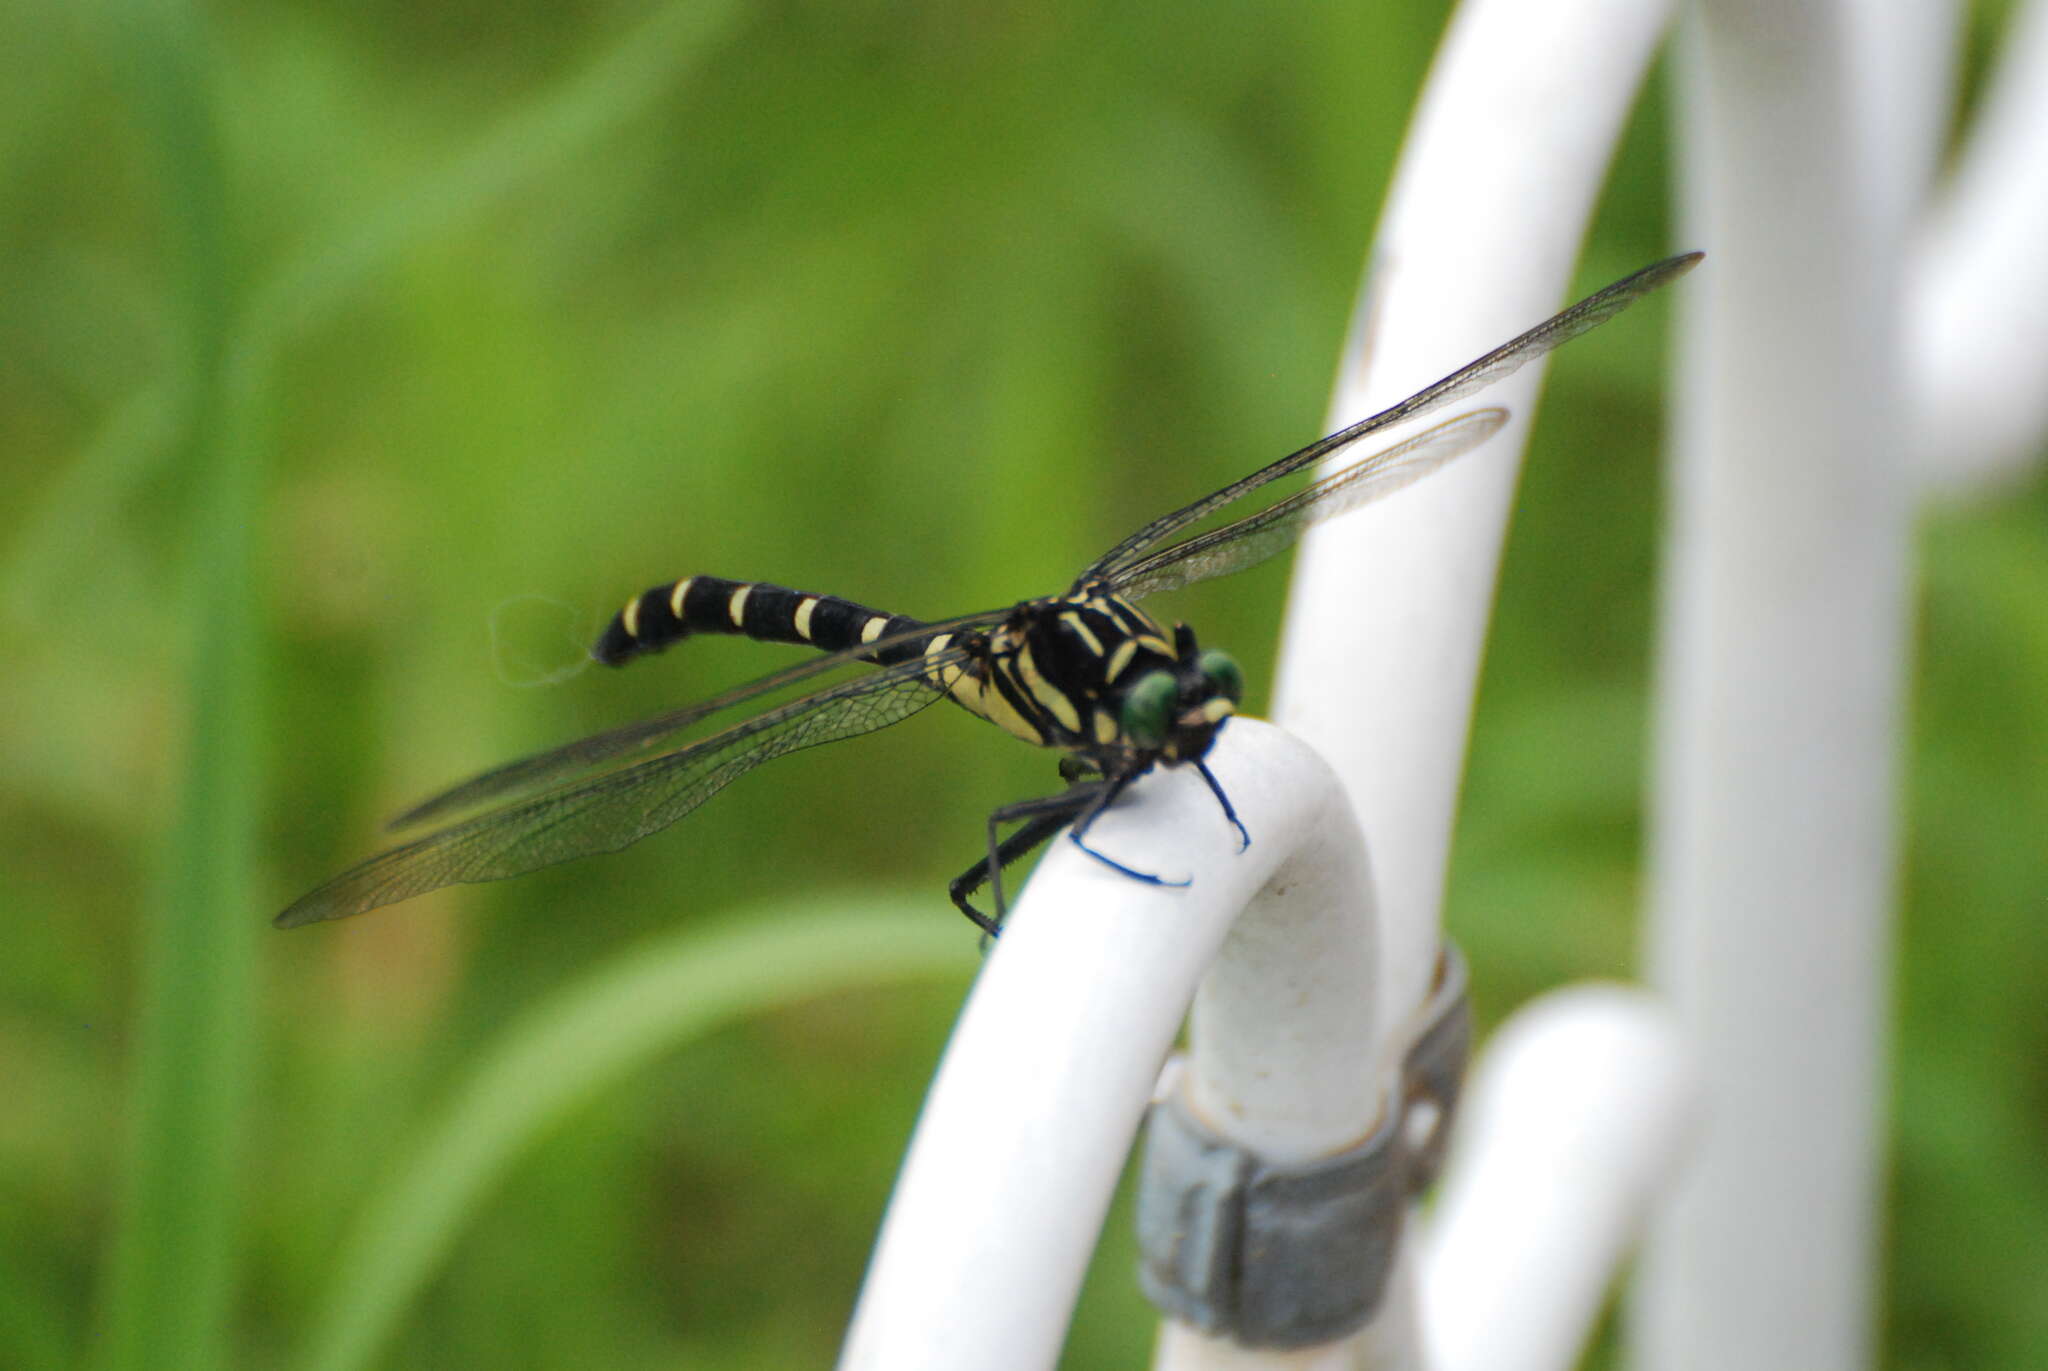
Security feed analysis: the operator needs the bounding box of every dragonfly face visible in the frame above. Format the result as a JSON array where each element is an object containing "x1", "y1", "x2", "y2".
[
  {"x1": 1105, "y1": 624, "x2": 1242, "y2": 768},
  {"x1": 934, "y1": 600, "x2": 1252, "y2": 932},
  {"x1": 275, "y1": 253, "x2": 1700, "y2": 935}
]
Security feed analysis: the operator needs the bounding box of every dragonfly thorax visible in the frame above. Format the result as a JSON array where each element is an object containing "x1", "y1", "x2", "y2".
[{"x1": 954, "y1": 585, "x2": 1241, "y2": 768}]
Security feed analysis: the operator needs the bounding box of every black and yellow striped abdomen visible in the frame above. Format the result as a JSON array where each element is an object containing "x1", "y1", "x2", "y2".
[
  {"x1": 594, "y1": 575, "x2": 923, "y2": 667},
  {"x1": 593, "y1": 575, "x2": 1187, "y2": 760}
]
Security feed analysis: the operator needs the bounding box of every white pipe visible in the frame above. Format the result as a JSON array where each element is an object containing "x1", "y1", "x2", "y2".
[
  {"x1": 1153, "y1": 768, "x2": 1409, "y2": 1370},
  {"x1": 1420, "y1": 987, "x2": 1695, "y2": 1371},
  {"x1": 1271, "y1": 0, "x2": 1678, "y2": 1035},
  {"x1": 1258, "y1": 3, "x2": 1683, "y2": 1367},
  {"x1": 1180, "y1": 776, "x2": 1384, "y2": 1165},
  {"x1": 1634, "y1": 3, "x2": 1911, "y2": 1368},
  {"x1": 839, "y1": 721, "x2": 1382, "y2": 1371},
  {"x1": 1846, "y1": 0, "x2": 1956, "y2": 245},
  {"x1": 1905, "y1": 0, "x2": 2048, "y2": 493}
]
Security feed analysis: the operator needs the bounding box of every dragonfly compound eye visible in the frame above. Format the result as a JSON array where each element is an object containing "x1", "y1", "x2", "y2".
[
  {"x1": 1196, "y1": 649, "x2": 1244, "y2": 707},
  {"x1": 1119, "y1": 670, "x2": 1179, "y2": 750}
]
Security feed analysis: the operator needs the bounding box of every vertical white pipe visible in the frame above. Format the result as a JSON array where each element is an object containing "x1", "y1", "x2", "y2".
[
  {"x1": 1272, "y1": 0, "x2": 1677, "y2": 1034},
  {"x1": 1267, "y1": 2, "x2": 1680, "y2": 1366},
  {"x1": 1634, "y1": 3, "x2": 1912, "y2": 1368}
]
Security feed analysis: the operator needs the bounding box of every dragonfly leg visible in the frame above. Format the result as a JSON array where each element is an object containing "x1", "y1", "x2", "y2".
[
  {"x1": 1194, "y1": 759, "x2": 1250, "y2": 851},
  {"x1": 1068, "y1": 772, "x2": 1194, "y2": 890},
  {"x1": 951, "y1": 784, "x2": 1107, "y2": 936}
]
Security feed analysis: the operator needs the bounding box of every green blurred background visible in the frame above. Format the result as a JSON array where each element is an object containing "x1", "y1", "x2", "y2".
[{"x1": 3, "y1": 1, "x2": 2043, "y2": 1367}]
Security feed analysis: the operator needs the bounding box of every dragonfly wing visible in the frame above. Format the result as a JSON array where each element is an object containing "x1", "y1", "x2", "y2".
[
  {"x1": 275, "y1": 661, "x2": 962, "y2": 927},
  {"x1": 389, "y1": 607, "x2": 1009, "y2": 830},
  {"x1": 1083, "y1": 252, "x2": 1700, "y2": 582},
  {"x1": 1110, "y1": 408, "x2": 1507, "y2": 601}
]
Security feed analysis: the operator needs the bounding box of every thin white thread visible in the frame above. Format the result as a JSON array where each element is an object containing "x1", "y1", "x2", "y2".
[{"x1": 487, "y1": 595, "x2": 594, "y2": 688}]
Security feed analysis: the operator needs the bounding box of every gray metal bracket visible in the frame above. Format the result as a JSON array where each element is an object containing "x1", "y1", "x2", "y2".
[{"x1": 1136, "y1": 942, "x2": 1472, "y2": 1348}]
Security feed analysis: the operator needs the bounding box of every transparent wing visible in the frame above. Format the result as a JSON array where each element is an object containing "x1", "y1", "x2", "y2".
[
  {"x1": 1083, "y1": 252, "x2": 1700, "y2": 583},
  {"x1": 274, "y1": 650, "x2": 974, "y2": 927},
  {"x1": 387, "y1": 607, "x2": 1009, "y2": 832},
  {"x1": 1111, "y1": 408, "x2": 1506, "y2": 601}
]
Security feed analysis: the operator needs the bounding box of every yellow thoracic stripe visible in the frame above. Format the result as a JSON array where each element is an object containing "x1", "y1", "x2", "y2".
[
  {"x1": 1014, "y1": 641, "x2": 1083, "y2": 734},
  {"x1": 1103, "y1": 636, "x2": 1141, "y2": 683},
  {"x1": 793, "y1": 596, "x2": 818, "y2": 640},
  {"x1": 924, "y1": 634, "x2": 1045, "y2": 744},
  {"x1": 921, "y1": 635, "x2": 964, "y2": 693},
  {"x1": 1060, "y1": 609, "x2": 1105, "y2": 658},
  {"x1": 860, "y1": 615, "x2": 888, "y2": 644},
  {"x1": 970, "y1": 670, "x2": 1047, "y2": 743}
]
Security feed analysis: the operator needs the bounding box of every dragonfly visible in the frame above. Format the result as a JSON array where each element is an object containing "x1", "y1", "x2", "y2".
[{"x1": 276, "y1": 252, "x2": 1699, "y2": 936}]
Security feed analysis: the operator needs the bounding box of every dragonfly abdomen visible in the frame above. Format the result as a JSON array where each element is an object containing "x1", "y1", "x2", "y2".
[{"x1": 594, "y1": 575, "x2": 923, "y2": 666}]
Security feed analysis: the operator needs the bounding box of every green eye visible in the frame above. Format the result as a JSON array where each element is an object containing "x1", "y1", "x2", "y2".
[
  {"x1": 1198, "y1": 649, "x2": 1244, "y2": 705},
  {"x1": 1119, "y1": 671, "x2": 1178, "y2": 748}
]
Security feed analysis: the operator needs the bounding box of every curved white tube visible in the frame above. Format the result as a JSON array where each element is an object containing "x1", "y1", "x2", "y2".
[
  {"x1": 1420, "y1": 987, "x2": 1695, "y2": 1371},
  {"x1": 839, "y1": 721, "x2": 1380, "y2": 1371},
  {"x1": 1905, "y1": 0, "x2": 2048, "y2": 493},
  {"x1": 1244, "y1": 2, "x2": 1685, "y2": 1367}
]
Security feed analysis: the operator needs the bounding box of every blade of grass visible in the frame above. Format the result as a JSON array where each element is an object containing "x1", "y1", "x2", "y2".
[
  {"x1": 291, "y1": 899, "x2": 966, "y2": 1371},
  {"x1": 90, "y1": 1, "x2": 254, "y2": 1369},
  {"x1": 89, "y1": 6, "x2": 746, "y2": 1367}
]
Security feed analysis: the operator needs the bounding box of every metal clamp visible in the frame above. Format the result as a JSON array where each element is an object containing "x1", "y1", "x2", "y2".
[{"x1": 1135, "y1": 942, "x2": 1472, "y2": 1348}]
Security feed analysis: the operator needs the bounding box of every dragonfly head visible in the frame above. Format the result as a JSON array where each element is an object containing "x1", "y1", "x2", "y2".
[{"x1": 1117, "y1": 624, "x2": 1242, "y2": 763}]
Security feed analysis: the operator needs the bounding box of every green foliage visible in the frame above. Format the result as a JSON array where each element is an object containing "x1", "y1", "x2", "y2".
[
  {"x1": 86, "y1": 4, "x2": 250, "y2": 1369},
  {"x1": 1, "y1": 0, "x2": 2043, "y2": 1367},
  {"x1": 291, "y1": 904, "x2": 963, "y2": 1371}
]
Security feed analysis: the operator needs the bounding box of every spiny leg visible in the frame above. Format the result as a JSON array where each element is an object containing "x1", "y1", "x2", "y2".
[
  {"x1": 951, "y1": 783, "x2": 1108, "y2": 936},
  {"x1": 948, "y1": 810, "x2": 1070, "y2": 942}
]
